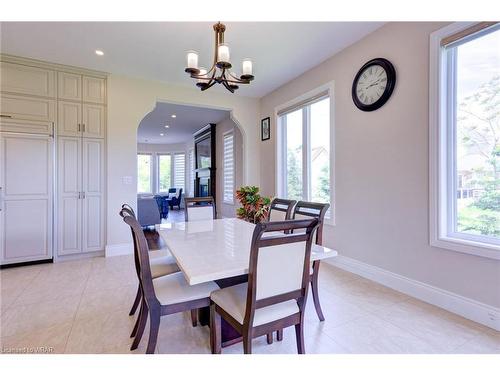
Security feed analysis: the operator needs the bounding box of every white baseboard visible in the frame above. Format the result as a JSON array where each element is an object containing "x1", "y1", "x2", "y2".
[
  {"x1": 105, "y1": 243, "x2": 133, "y2": 257},
  {"x1": 325, "y1": 255, "x2": 500, "y2": 331}
]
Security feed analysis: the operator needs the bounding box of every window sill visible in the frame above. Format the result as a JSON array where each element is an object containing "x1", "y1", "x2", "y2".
[
  {"x1": 223, "y1": 201, "x2": 234, "y2": 206},
  {"x1": 431, "y1": 236, "x2": 500, "y2": 260}
]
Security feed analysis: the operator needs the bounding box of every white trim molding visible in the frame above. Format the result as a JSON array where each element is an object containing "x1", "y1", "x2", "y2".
[
  {"x1": 105, "y1": 242, "x2": 133, "y2": 257},
  {"x1": 326, "y1": 255, "x2": 500, "y2": 331},
  {"x1": 429, "y1": 22, "x2": 500, "y2": 260}
]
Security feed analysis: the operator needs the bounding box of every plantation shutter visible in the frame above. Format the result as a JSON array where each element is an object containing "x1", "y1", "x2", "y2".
[
  {"x1": 223, "y1": 132, "x2": 234, "y2": 203},
  {"x1": 189, "y1": 149, "x2": 195, "y2": 196},
  {"x1": 173, "y1": 153, "x2": 185, "y2": 191}
]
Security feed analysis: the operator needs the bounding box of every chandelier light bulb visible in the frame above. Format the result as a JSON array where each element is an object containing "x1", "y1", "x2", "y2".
[
  {"x1": 186, "y1": 50, "x2": 199, "y2": 69},
  {"x1": 242, "y1": 59, "x2": 253, "y2": 76},
  {"x1": 217, "y1": 44, "x2": 230, "y2": 64}
]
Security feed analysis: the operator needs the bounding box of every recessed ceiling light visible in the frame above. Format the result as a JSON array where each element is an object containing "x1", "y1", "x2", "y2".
[
  {"x1": 164, "y1": 125, "x2": 170, "y2": 128},
  {"x1": 160, "y1": 133, "x2": 164, "y2": 136},
  {"x1": 95, "y1": 50, "x2": 104, "y2": 56},
  {"x1": 171, "y1": 114, "x2": 176, "y2": 118}
]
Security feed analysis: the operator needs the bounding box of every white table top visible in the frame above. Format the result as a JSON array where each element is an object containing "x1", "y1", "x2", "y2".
[{"x1": 156, "y1": 218, "x2": 338, "y2": 285}]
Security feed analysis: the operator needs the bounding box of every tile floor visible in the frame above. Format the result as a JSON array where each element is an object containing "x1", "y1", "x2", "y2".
[{"x1": 1, "y1": 254, "x2": 498, "y2": 354}]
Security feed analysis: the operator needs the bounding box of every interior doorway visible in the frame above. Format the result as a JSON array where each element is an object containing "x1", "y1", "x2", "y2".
[{"x1": 135, "y1": 101, "x2": 243, "y2": 226}]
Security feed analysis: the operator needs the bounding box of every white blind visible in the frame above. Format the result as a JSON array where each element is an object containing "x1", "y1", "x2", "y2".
[
  {"x1": 223, "y1": 133, "x2": 234, "y2": 203},
  {"x1": 173, "y1": 153, "x2": 185, "y2": 191},
  {"x1": 189, "y1": 149, "x2": 195, "y2": 196}
]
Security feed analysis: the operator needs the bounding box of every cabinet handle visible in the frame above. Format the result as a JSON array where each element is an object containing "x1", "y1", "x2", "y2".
[
  {"x1": 0, "y1": 114, "x2": 13, "y2": 118},
  {"x1": 77, "y1": 124, "x2": 81, "y2": 132},
  {"x1": 82, "y1": 123, "x2": 86, "y2": 133},
  {"x1": 82, "y1": 192, "x2": 86, "y2": 199}
]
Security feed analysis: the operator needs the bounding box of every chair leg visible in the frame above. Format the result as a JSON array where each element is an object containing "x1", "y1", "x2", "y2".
[
  {"x1": 130, "y1": 303, "x2": 148, "y2": 351},
  {"x1": 210, "y1": 304, "x2": 221, "y2": 354},
  {"x1": 191, "y1": 309, "x2": 198, "y2": 327},
  {"x1": 295, "y1": 323, "x2": 305, "y2": 354},
  {"x1": 129, "y1": 285, "x2": 141, "y2": 316},
  {"x1": 311, "y1": 260, "x2": 325, "y2": 321},
  {"x1": 266, "y1": 333, "x2": 273, "y2": 345},
  {"x1": 130, "y1": 299, "x2": 143, "y2": 338},
  {"x1": 242, "y1": 333, "x2": 252, "y2": 354},
  {"x1": 277, "y1": 329, "x2": 283, "y2": 341},
  {"x1": 146, "y1": 307, "x2": 161, "y2": 354}
]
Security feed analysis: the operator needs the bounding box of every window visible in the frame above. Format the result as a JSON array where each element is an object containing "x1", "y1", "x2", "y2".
[
  {"x1": 137, "y1": 154, "x2": 152, "y2": 194},
  {"x1": 173, "y1": 153, "x2": 186, "y2": 191},
  {"x1": 278, "y1": 93, "x2": 332, "y2": 218},
  {"x1": 430, "y1": 22, "x2": 500, "y2": 258},
  {"x1": 223, "y1": 132, "x2": 235, "y2": 203},
  {"x1": 189, "y1": 149, "x2": 195, "y2": 197},
  {"x1": 158, "y1": 154, "x2": 172, "y2": 192}
]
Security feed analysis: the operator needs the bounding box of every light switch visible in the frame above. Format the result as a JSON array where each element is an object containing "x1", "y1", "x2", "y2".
[{"x1": 122, "y1": 176, "x2": 133, "y2": 185}]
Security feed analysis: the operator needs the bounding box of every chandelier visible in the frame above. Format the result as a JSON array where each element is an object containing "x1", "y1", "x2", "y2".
[{"x1": 184, "y1": 22, "x2": 254, "y2": 93}]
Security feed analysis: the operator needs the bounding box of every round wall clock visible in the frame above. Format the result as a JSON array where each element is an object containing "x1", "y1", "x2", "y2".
[{"x1": 352, "y1": 58, "x2": 396, "y2": 112}]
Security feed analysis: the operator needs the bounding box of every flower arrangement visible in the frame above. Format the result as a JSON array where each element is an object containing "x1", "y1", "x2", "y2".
[{"x1": 235, "y1": 186, "x2": 272, "y2": 224}]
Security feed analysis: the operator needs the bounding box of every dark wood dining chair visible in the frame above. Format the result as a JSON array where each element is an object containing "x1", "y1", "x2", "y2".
[
  {"x1": 120, "y1": 204, "x2": 181, "y2": 346},
  {"x1": 121, "y1": 208, "x2": 220, "y2": 354},
  {"x1": 291, "y1": 201, "x2": 330, "y2": 322},
  {"x1": 184, "y1": 196, "x2": 216, "y2": 221},
  {"x1": 210, "y1": 218, "x2": 319, "y2": 354},
  {"x1": 268, "y1": 198, "x2": 296, "y2": 222}
]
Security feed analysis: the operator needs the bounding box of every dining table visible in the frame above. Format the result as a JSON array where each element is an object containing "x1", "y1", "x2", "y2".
[{"x1": 156, "y1": 217, "x2": 338, "y2": 347}]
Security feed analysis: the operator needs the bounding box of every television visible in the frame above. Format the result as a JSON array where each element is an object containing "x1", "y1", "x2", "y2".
[{"x1": 196, "y1": 136, "x2": 211, "y2": 169}]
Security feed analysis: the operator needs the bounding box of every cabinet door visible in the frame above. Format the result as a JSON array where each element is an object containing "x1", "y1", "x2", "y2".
[
  {"x1": 82, "y1": 76, "x2": 105, "y2": 104},
  {"x1": 58, "y1": 137, "x2": 82, "y2": 255},
  {"x1": 0, "y1": 62, "x2": 55, "y2": 98},
  {"x1": 0, "y1": 94, "x2": 55, "y2": 122},
  {"x1": 82, "y1": 104, "x2": 105, "y2": 138},
  {"x1": 58, "y1": 101, "x2": 82, "y2": 137},
  {"x1": 0, "y1": 133, "x2": 54, "y2": 264},
  {"x1": 82, "y1": 138, "x2": 104, "y2": 253},
  {"x1": 58, "y1": 72, "x2": 82, "y2": 101}
]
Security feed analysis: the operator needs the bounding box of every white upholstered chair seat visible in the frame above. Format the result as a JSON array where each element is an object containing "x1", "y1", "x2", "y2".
[
  {"x1": 149, "y1": 252, "x2": 180, "y2": 278},
  {"x1": 153, "y1": 273, "x2": 219, "y2": 305},
  {"x1": 210, "y1": 283, "x2": 299, "y2": 327}
]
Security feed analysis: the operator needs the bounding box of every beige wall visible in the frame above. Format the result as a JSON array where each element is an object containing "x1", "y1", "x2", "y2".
[
  {"x1": 107, "y1": 75, "x2": 260, "y2": 249},
  {"x1": 215, "y1": 117, "x2": 244, "y2": 218},
  {"x1": 259, "y1": 22, "x2": 500, "y2": 307}
]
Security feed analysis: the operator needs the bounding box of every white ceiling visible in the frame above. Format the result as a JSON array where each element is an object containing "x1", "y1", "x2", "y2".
[
  {"x1": 138, "y1": 102, "x2": 229, "y2": 144},
  {"x1": 0, "y1": 22, "x2": 384, "y2": 97}
]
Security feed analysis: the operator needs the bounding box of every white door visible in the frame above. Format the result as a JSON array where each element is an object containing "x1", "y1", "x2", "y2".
[
  {"x1": 57, "y1": 137, "x2": 82, "y2": 255},
  {"x1": 82, "y1": 138, "x2": 104, "y2": 253},
  {"x1": 0, "y1": 132, "x2": 53, "y2": 264}
]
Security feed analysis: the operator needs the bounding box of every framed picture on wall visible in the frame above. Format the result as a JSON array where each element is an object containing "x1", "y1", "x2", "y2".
[{"x1": 261, "y1": 117, "x2": 270, "y2": 141}]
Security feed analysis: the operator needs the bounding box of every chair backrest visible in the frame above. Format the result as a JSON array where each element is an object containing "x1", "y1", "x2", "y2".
[
  {"x1": 177, "y1": 188, "x2": 183, "y2": 200},
  {"x1": 121, "y1": 203, "x2": 136, "y2": 217},
  {"x1": 292, "y1": 201, "x2": 330, "y2": 245},
  {"x1": 120, "y1": 208, "x2": 159, "y2": 307},
  {"x1": 184, "y1": 196, "x2": 216, "y2": 221},
  {"x1": 244, "y1": 219, "x2": 319, "y2": 326},
  {"x1": 268, "y1": 198, "x2": 296, "y2": 222}
]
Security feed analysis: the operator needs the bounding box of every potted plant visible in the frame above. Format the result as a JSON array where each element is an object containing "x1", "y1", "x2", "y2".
[{"x1": 235, "y1": 186, "x2": 272, "y2": 224}]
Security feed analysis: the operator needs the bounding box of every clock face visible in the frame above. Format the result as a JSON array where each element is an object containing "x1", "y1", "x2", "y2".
[
  {"x1": 355, "y1": 65, "x2": 387, "y2": 105},
  {"x1": 352, "y1": 58, "x2": 396, "y2": 112}
]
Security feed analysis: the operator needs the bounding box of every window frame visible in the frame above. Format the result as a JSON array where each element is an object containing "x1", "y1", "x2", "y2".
[
  {"x1": 137, "y1": 153, "x2": 153, "y2": 195},
  {"x1": 275, "y1": 81, "x2": 335, "y2": 225},
  {"x1": 429, "y1": 22, "x2": 500, "y2": 260},
  {"x1": 157, "y1": 153, "x2": 172, "y2": 194},
  {"x1": 223, "y1": 130, "x2": 235, "y2": 204}
]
